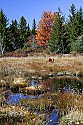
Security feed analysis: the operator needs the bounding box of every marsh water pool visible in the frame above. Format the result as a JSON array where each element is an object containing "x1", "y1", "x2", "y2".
[
  {"x1": 5, "y1": 76, "x2": 83, "y2": 104},
  {"x1": 0, "y1": 76, "x2": 83, "y2": 125}
]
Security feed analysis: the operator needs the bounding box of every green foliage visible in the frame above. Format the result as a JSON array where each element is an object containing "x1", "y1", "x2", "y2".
[
  {"x1": 19, "y1": 16, "x2": 28, "y2": 48},
  {"x1": 19, "y1": 16, "x2": 27, "y2": 34},
  {"x1": 49, "y1": 4, "x2": 83, "y2": 54},
  {"x1": 71, "y1": 35, "x2": 83, "y2": 53},
  {"x1": 27, "y1": 23, "x2": 31, "y2": 38},
  {"x1": 32, "y1": 18, "x2": 36, "y2": 35},
  {"x1": 68, "y1": 4, "x2": 83, "y2": 51},
  {"x1": 0, "y1": 9, "x2": 8, "y2": 54},
  {"x1": 7, "y1": 19, "x2": 20, "y2": 51},
  {"x1": 0, "y1": 5, "x2": 83, "y2": 54},
  {"x1": 49, "y1": 8, "x2": 67, "y2": 53}
]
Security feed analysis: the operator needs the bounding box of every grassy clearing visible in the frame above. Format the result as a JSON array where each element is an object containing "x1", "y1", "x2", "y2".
[{"x1": 0, "y1": 54, "x2": 83, "y2": 77}]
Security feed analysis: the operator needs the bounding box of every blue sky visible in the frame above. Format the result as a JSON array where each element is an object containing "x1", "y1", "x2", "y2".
[{"x1": 0, "y1": 0, "x2": 83, "y2": 28}]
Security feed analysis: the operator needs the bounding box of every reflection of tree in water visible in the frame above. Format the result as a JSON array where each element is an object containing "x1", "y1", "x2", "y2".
[
  {"x1": 0, "y1": 76, "x2": 83, "y2": 107},
  {"x1": 42, "y1": 79, "x2": 51, "y2": 91},
  {"x1": 30, "y1": 76, "x2": 83, "y2": 94},
  {"x1": 42, "y1": 76, "x2": 83, "y2": 94}
]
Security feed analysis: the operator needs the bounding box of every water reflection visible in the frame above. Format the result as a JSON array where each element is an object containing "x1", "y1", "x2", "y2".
[
  {"x1": 7, "y1": 92, "x2": 42, "y2": 105},
  {"x1": 0, "y1": 76, "x2": 83, "y2": 105},
  {"x1": 30, "y1": 80, "x2": 35, "y2": 86},
  {"x1": 49, "y1": 76, "x2": 83, "y2": 94}
]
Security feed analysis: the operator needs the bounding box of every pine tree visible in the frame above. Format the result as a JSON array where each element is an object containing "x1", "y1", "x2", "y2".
[
  {"x1": 75, "y1": 7, "x2": 83, "y2": 36},
  {"x1": 49, "y1": 8, "x2": 66, "y2": 53},
  {"x1": 32, "y1": 18, "x2": 36, "y2": 35},
  {"x1": 19, "y1": 16, "x2": 28, "y2": 48},
  {"x1": 27, "y1": 23, "x2": 30, "y2": 31},
  {"x1": 26, "y1": 23, "x2": 31, "y2": 37},
  {"x1": 8, "y1": 19, "x2": 20, "y2": 51},
  {"x1": 67, "y1": 4, "x2": 83, "y2": 52},
  {"x1": 68, "y1": 4, "x2": 78, "y2": 43},
  {"x1": 0, "y1": 9, "x2": 8, "y2": 54}
]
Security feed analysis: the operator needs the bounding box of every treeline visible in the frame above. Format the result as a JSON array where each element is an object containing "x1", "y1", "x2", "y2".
[
  {"x1": 0, "y1": 9, "x2": 36, "y2": 55},
  {"x1": 49, "y1": 4, "x2": 83, "y2": 54},
  {"x1": 36, "y1": 4, "x2": 83, "y2": 54},
  {"x1": 0, "y1": 4, "x2": 83, "y2": 55}
]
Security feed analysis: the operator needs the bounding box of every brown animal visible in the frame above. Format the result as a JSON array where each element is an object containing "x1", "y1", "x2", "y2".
[{"x1": 48, "y1": 58, "x2": 54, "y2": 62}]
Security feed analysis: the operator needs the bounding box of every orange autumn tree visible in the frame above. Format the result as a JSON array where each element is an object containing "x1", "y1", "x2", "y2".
[{"x1": 36, "y1": 11, "x2": 57, "y2": 47}]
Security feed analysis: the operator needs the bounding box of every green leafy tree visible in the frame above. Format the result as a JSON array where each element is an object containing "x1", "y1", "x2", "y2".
[{"x1": 0, "y1": 9, "x2": 8, "y2": 54}]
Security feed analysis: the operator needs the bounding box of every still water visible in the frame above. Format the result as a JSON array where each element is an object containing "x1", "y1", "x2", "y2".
[
  {"x1": 1, "y1": 76, "x2": 81, "y2": 105},
  {"x1": 0, "y1": 76, "x2": 83, "y2": 125},
  {"x1": 5, "y1": 76, "x2": 82, "y2": 105}
]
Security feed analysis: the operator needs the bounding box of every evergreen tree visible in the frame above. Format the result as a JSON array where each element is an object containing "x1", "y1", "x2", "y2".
[
  {"x1": 19, "y1": 16, "x2": 28, "y2": 48},
  {"x1": 27, "y1": 23, "x2": 30, "y2": 31},
  {"x1": 27, "y1": 23, "x2": 31, "y2": 37},
  {"x1": 31, "y1": 19, "x2": 37, "y2": 48},
  {"x1": 23, "y1": 23, "x2": 32, "y2": 49},
  {"x1": 68, "y1": 4, "x2": 78, "y2": 43},
  {"x1": 0, "y1": 9, "x2": 8, "y2": 54},
  {"x1": 19, "y1": 16, "x2": 27, "y2": 33},
  {"x1": 49, "y1": 8, "x2": 66, "y2": 53},
  {"x1": 8, "y1": 19, "x2": 20, "y2": 51},
  {"x1": 68, "y1": 5, "x2": 83, "y2": 42},
  {"x1": 67, "y1": 4, "x2": 83, "y2": 52},
  {"x1": 4, "y1": 27, "x2": 13, "y2": 51},
  {"x1": 32, "y1": 18, "x2": 36, "y2": 35},
  {"x1": 75, "y1": 7, "x2": 83, "y2": 36},
  {"x1": 71, "y1": 35, "x2": 83, "y2": 53}
]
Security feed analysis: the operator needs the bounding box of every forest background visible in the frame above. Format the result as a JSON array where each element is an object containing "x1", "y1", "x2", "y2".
[{"x1": 0, "y1": 4, "x2": 83, "y2": 56}]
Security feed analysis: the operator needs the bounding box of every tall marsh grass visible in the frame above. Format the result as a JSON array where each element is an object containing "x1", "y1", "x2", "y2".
[{"x1": 0, "y1": 55, "x2": 83, "y2": 78}]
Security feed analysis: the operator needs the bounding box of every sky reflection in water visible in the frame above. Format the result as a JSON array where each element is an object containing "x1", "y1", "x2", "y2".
[{"x1": 7, "y1": 93, "x2": 42, "y2": 105}]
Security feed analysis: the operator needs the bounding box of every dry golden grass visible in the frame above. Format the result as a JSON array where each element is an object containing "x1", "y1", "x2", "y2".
[
  {"x1": 55, "y1": 92, "x2": 83, "y2": 112},
  {"x1": 0, "y1": 54, "x2": 83, "y2": 77}
]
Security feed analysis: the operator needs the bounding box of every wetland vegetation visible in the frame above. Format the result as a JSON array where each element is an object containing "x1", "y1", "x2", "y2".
[
  {"x1": 0, "y1": 3, "x2": 83, "y2": 125},
  {"x1": 0, "y1": 55, "x2": 83, "y2": 125}
]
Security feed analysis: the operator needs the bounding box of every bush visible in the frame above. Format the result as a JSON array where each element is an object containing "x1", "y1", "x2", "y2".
[{"x1": 71, "y1": 39, "x2": 83, "y2": 53}]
